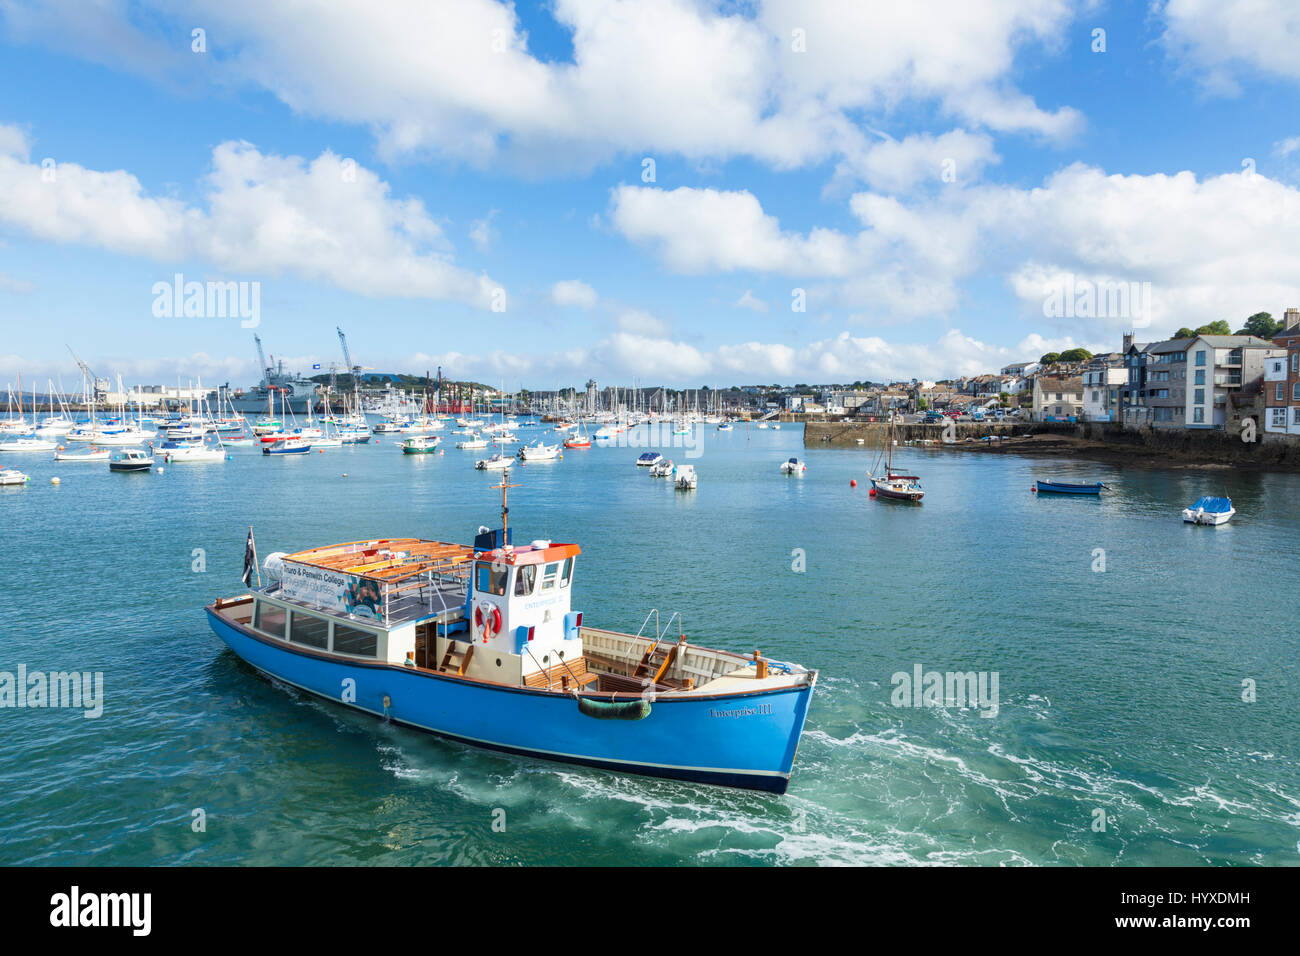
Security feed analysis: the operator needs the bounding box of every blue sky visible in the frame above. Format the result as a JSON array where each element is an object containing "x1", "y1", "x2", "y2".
[{"x1": 1, "y1": 0, "x2": 1298, "y2": 391}]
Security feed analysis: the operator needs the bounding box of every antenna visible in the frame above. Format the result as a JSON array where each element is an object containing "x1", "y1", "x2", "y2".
[{"x1": 493, "y1": 471, "x2": 519, "y2": 542}]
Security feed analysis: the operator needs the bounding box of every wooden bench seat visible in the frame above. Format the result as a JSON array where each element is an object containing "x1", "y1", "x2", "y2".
[{"x1": 524, "y1": 656, "x2": 597, "y2": 690}]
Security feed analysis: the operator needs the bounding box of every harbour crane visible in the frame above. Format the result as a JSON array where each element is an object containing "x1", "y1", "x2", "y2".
[
  {"x1": 253, "y1": 333, "x2": 273, "y2": 379},
  {"x1": 66, "y1": 345, "x2": 108, "y2": 404}
]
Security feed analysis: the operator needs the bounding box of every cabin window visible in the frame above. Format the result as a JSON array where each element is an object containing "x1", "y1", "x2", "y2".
[
  {"x1": 560, "y1": 558, "x2": 574, "y2": 587},
  {"x1": 333, "y1": 623, "x2": 378, "y2": 658},
  {"x1": 475, "y1": 562, "x2": 507, "y2": 596},
  {"x1": 514, "y1": 564, "x2": 537, "y2": 596},
  {"x1": 289, "y1": 611, "x2": 329, "y2": 650},
  {"x1": 540, "y1": 562, "x2": 561, "y2": 591},
  {"x1": 255, "y1": 602, "x2": 287, "y2": 638}
]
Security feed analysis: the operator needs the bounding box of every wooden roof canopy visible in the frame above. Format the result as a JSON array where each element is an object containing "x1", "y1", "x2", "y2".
[{"x1": 284, "y1": 538, "x2": 475, "y2": 584}]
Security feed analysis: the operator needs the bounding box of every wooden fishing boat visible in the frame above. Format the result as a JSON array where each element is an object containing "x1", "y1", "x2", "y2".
[
  {"x1": 206, "y1": 478, "x2": 816, "y2": 793},
  {"x1": 402, "y1": 434, "x2": 442, "y2": 455}
]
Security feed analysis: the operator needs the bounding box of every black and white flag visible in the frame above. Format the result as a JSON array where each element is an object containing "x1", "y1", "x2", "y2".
[{"x1": 241, "y1": 528, "x2": 257, "y2": 586}]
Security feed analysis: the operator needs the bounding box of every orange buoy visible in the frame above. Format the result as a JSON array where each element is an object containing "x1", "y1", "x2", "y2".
[
  {"x1": 868, "y1": 487, "x2": 877, "y2": 497},
  {"x1": 850, "y1": 479, "x2": 857, "y2": 488}
]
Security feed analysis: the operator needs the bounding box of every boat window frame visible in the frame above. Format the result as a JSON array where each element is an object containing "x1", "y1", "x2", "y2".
[
  {"x1": 475, "y1": 561, "x2": 508, "y2": 596},
  {"x1": 514, "y1": 563, "x2": 538, "y2": 596},
  {"x1": 540, "y1": 561, "x2": 560, "y2": 591},
  {"x1": 288, "y1": 610, "x2": 329, "y2": 650},
  {"x1": 254, "y1": 600, "x2": 287, "y2": 639},
  {"x1": 560, "y1": 557, "x2": 574, "y2": 588},
  {"x1": 332, "y1": 621, "x2": 379, "y2": 659}
]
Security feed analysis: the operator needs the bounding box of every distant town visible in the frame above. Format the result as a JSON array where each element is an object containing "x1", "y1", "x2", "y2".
[{"x1": 9, "y1": 309, "x2": 1300, "y2": 447}]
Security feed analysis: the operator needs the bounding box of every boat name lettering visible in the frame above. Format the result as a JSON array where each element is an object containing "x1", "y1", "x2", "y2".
[{"x1": 709, "y1": 703, "x2": 773, "y2": 718}]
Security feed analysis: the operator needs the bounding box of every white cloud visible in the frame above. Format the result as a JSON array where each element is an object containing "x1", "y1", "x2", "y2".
[
  {"x1": 0, "y1": 138, "x2": 502, "y2": 307},
  {"x1": 614, "y1": 308, "x2": 668, "y2": 337},
  {"x1": 610, "y1": 184, "x2": 856, "y2": 275},
  {"x1": 2, "y1": 0, "x2": 1085, "y2": 172},
  {"x1": 1162, "y1": 0, "x2": 1300, "y2": 95},
  {"x1": 840, "y1": 130, "x2": 1000, "y2": 194},
  {"x1": 611, "y1": 164, "x2": 1300, "y2": 333},
  {"x1": 550, "y1": 279, "x2": 598, "y2": 309},
  {"x1": 733, "y1": 290, "x2": 769, "y2": 312},
  {"x1": 0, "y1": 272, "x2": 36, "y2": 293},
  {"x1": 469, "y1": 210, "x2": 498, "y2": 251},
  {"x1": 0, "y1": 123, "x2": 30, "y2": 161}
]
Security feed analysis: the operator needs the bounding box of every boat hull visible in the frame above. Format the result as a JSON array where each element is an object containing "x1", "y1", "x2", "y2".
[
  {"x1": 205, "y1": 608, "x2": 813, "y2": 794},
  {"x1": 1035, "y1": 481, "x2": 1103, "y2": 495}
]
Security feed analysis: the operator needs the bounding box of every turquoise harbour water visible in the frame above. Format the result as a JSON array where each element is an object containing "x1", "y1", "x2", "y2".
[{"x1": 0, "y1": 423, "x2": 1296, "y2": 866}]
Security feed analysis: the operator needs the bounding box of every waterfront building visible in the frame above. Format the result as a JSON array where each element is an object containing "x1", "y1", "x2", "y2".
[
  {"x1": 1267, "y1": 308, "x2": 1300, "y2": 435},
  {"x1": 1031, "y1": 375, "x2": 1083, "y2": 421},
  {"x1": 1082, "y1": 353, "x2": 1126, "y2": 422}
]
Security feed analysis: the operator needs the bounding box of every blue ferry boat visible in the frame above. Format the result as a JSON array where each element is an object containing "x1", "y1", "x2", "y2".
[{"x1": 206, "y1": 479, "x2": 817, "y2": 793}]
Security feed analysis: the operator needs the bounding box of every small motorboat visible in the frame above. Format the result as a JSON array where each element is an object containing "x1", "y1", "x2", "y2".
[
  {"x1": 263, "y1": 438, "x2": 311, "y2": 455},
  {"x1": 54, "y1": 445, "x2": 110, "y2": 462},
  {"x1": 0, "y1": 435, "x2": 58, "y2": 452},
  {"x1": 402, "y1": 435, "x2": 442, "y2": 455},
  {"x1": 1035, "y1": 479, "x2": 1104, "y2": 495},
  {"x1": 109, "y1": 449, "x2": 153, "y2": 473},
  {"x1": 476, "y1": 453, "x2": 513, "y2": 471},
  {"x1": 518, "y1": 442, "x2": 560, "y2": 462},
  {"x1": 563, "y1": 436, "x2": 591, "y2": 449},
  {"x1": 0, "y1": 467, "x2": 29, "y2": 485},
  {"x1": 456, "y1": 435, "x2": 489, "y2": 450},
  {"x1": 159, "y1": 440, "x2": 226, "y2": 463},
  {"x1": 637, "y1": 452, "x2": 663, "y2": 467},
  {"x1": 649, "y1": 458, "x2": 675, "y2": 477},
  {"x1": 780, "y1": 457, "x2": 806, "y2": 475},
  {"x1": 674, "y1": 464, "x2": 698, "y2": 490},
  {"x1": 1183, "y1": 495, "x2": 1235, "y2": 526},
  {"x1": 717, "y1": 422, "x2": 734, "y2": 432}
]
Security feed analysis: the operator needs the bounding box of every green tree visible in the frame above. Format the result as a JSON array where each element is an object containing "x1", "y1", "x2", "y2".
[
  {"x1": 1173, "y1": 327, "x2": 1196, "y2": 339},
  {"x1": 1236, "y1": 312, "x2": 1280, "y2": 338},
  {"x1": 917, "y1": 397, "x2": 929, "y2": 410},
  {"x1": 1194, "y1": 320, "x2": 1232, "y2": 336},
  {"x1": 998, "y1": 391, "x2": 1011, "y2": 407},
  {"x1": 1039, "y1": 351, "x2": 1061, "y2": 364},
  {"x1": 1058, "y1": 348, "x2": 1093, "y2": 362}
]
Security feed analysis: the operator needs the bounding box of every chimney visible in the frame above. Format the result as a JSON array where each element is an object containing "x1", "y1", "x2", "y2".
[
  {"x1": 1285, "y1": 307, "x2": 1300, "y2": 332},
  {"x1": 1122, "y1": 332, "x2": 1134, "y2": 353}
]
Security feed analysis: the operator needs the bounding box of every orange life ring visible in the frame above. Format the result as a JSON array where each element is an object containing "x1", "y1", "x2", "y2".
[{"x1": 476, "y1": 602, "x2": 501, "y2": 642}]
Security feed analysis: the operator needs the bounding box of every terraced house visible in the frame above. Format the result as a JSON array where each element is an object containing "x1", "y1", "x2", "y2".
[
  {"x1": 1265, "y1": 308, "x2": 1300, "y2": 435},
  {"x1": 1031, "y1": 375, "x2": 1083, "y2": 421},
  {"x1": 1121, "y1": 333, "x2": 1277, "y2": 429}
]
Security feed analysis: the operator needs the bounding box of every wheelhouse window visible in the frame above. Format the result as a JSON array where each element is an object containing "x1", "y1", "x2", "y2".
[
  {"x1": 514, "y1": 564, "x2": 537, "y2": 596},
  {"x1": 255, "y1": 602, "x2": 286, "y2": 638},
  {"x1": 561, "y1": 557, "x2": 574, "y2": 587},
  {"x1": 540, "y1": 561, "x2": 560, "y2": 591},
  {"x1": 333, "y1": 623, "x2": 378, "y2": 658},
  {"x1": 289, "y1": 611, "x2": 329, "y2": 649},
  {"x1": 475, "y1": 562, "x2": 507, "y2": 596}
]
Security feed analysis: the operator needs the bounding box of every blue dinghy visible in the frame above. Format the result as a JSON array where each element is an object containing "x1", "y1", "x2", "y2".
[{"x1": 1034, "y1": 479, "x2": 1105, "y2": 495}]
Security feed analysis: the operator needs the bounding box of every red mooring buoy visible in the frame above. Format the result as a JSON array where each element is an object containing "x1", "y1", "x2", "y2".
[{"x1": 850, "y1": 478, "x2": 857, "y2": 488}]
